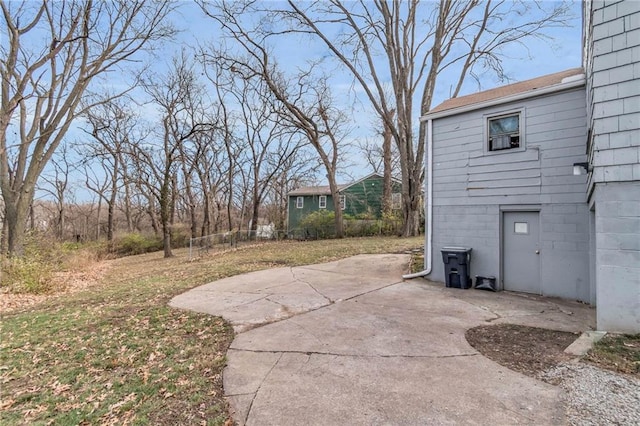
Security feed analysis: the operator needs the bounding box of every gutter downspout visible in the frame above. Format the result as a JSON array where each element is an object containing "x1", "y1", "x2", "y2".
[{"x1": 403, "y1": 118, "x2": 433, "y2": 279}]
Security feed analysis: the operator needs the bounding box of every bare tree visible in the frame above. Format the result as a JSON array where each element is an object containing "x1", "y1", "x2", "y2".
[
  {"x1": 38, "y1": 144, "x2": 75, "y2": 240},
  {"x1": 264, "y1": 149, "x2": 321, "y2": 230},
  {"x1": 192, "y1": 129, "x2": 229, "y2": 236},
  {"x1": 0, "y1": 0, "x2": 175, "y2": 255},
  {"x1": 81, "y1": 98, "x2": 144, "y2": 241},
  {"x1": 136, "y1": 53, "x2": 212, "y2": 257},
  {"x1": 201, "y1": 3, "x2": 352, "y2": 237},
  {"x1": 248, "y1": 0, "x2": 571, "y2": 236},
  {"x1": 82, "y1": 160, "x2": 110, "y2": 240},
  {"x1": 221, "y1": 70, "x2": 305, "y2": 233}
]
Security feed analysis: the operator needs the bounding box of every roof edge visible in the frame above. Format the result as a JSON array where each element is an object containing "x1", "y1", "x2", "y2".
[
  {"x1": 339, "y1": 172, "x2": 401, "y2": 192},
  {"x1": 421, "y1": 76, "x2": 586, "y2": 122},
  {"x1": 288, "y1": 172, "x2": 402, "y2": 196}
]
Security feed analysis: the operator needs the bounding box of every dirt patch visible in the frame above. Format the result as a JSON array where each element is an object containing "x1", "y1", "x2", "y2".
[
  {"x1": 0, "y1": 261, "x2": 110, "y2": 314},
  {"x1": 466, "y1": 323, "x2": 579, "y2": 380}
]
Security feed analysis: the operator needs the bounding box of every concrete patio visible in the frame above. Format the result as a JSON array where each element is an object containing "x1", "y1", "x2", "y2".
[{"x1": 170, "y1": 254, "x2": 596, "y2": 425}]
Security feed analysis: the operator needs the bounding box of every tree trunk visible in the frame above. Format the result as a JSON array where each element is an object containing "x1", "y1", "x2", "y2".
[
  {"x1": 159, "y1": 169, "x2": 174, "y2": 258},
  {"x1": 29, "y1": 202, "x2": 35, "y2": 231},
  {"x1": 326, "y1": 175, "x2": 344, "y2": 238},
  {"x1": 382, "y1": 109, "x2": 395, "y2": 215},
  {"x1": 106, "y1": 157, "x2": 119, "y2": 241},
  {"x1": 1, "y1": 214, "x2": 7, "y2": 255},
  {"x1": 160, "y1": 189, "x2": 173, "y2": 258},
  {"x1": 124, "y1": 186, "x2": 134, "y2": 233},
  {"x1": 4, "y1": 198, "x2": 29, "y2": 257},
  {"x1": 148, "y1": 206, "x2": 160, "y2": 236},
  {"x1": 162, "y1": 225, "x2": 172, "y2": 258},
  {"x1": 250, "y1": 184, "x2": 260, "y2": 233},
  {"x1": 201, "y1": 191, "x2": 211, "y2": 237},
  {"x1": 96, "y1": 198, "x2": 102, "y2": 240}
]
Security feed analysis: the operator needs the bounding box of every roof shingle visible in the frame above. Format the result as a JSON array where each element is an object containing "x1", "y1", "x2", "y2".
[
  {"x1": 428, "y1": 68, "x2": 585, "y2": 115},
  {"x1": 288, "y1": 185, "x2": 347, "y2": 196}
]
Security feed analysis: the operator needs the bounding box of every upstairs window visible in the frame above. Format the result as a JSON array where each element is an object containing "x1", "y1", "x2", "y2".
[
  {"x1": 339, "y1": 195, "x2": 346, "y2": 210},
  {"x1": 296, "y1": 196, "x2": 304, "y2": 209},
  {"x1": 488, "y1": 113, "x2": 520, "y2": 151},
  {"x1": 319, "y1": 195, "x2": 327, "y2": 209}
]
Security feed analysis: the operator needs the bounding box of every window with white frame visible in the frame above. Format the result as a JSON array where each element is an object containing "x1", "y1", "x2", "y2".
[
  {"x1": 296, "y1": 196, "x2": 304, "y2": 209},
  {"x1": 319, "y1": 195, "x2": 327, "y2": 209},
  {"x1": 488, "y1": 113, "x2": 520, "y2": 151},
  {"x1": 339, "y1": 195, "x2": 346, "y2": 210},
  {"x1": 391, "y1": 192, "x2": 401, "y2": 209}
]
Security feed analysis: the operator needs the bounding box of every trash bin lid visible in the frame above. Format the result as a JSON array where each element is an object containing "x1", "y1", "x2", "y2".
[{"x1": 441, "y1": 246, "x2": 472, "y2": 253}]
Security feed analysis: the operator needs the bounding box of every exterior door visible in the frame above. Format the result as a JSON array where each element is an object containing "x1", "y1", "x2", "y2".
[{"x1": 503, "y1": 211, "x2": 541, "y2": 294}]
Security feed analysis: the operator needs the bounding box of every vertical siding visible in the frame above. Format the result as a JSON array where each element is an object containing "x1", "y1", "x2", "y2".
[
  {"x1": 287, "y1": 194, "x2": 335, "y2": 230},
  {"x1": 342, "y1": 175, "x2": 402, "y2": 218}
]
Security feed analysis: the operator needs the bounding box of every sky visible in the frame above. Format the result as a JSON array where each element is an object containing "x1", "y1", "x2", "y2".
[
  {"x1": 173, "y1": 1, "x2": 583, "y2": 101},
  {"x1": 164, "y1": 0, "x2": 584, "y2": 179},
  {"x1": 27, "y1": 0, "x2": 585, "y2": 201}
]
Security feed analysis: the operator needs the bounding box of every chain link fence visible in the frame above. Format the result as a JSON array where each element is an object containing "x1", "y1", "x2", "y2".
[{"x1": 188, "y1": 229, "x2": 286, "y2": 259}]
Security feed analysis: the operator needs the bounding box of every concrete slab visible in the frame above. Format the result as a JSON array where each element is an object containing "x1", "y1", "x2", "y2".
[
  {"x1": 170, "y1": 254, "x2": 596, "y2": 425},
  {"x1": 230, "y1": 292, "x2": 481, "y2": 357},
  {"x1": 565, "y1": 331, "x2": 607, "y2": 356},
  {"x1": 230, "y1": 352, "x2": 564, "y2": 426}
]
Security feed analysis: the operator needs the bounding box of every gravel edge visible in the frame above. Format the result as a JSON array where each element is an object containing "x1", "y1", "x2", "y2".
[{"x1": 541, "y1": 362, "x2": 640, "y2": 426}]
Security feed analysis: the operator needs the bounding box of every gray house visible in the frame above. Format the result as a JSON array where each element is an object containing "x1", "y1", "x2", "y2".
[{"x1": 420, "y1": 1, "x2": 639, "y2": 332}]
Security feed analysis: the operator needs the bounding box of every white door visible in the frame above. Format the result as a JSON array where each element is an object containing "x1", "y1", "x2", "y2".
[{"x1": 503, "y1": 211, "x2": 541, "y2": 294}]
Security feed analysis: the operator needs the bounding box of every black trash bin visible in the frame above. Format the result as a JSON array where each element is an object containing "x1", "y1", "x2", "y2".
[{"x1": 441, "y1": 247, "x2": 472, "y2": 289}]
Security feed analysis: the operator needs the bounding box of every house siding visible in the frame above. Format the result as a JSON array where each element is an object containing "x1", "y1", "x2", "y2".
[
  {"x1": 287, "y1": 174, "x2": 402, "y2": 232},
  {"x1": 429, "y1": 87, "x2": 591, "y2": 302},
  {"x1": 586, "y1": 0, "x2": 640, "y2": 191},
  {"x1": 342, "y1": 175, "x2": 402, "y2": 218},
  {"x1": 585, "y1": 0, "x2": 640, "y2": 332},
  {"x1": 287, "y1": 194, "x2": 336, "y2": 231}
]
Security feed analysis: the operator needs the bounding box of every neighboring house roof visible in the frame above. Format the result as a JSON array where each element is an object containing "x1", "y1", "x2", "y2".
[
  {"x1": 288, "y1": 173, "x2": 401, "y2": 196},
  {"x1": 424, "y1": 68, "x2": 585, "y2": 120},
  {"x1": 339, "y1": 172, "x2": 402, "y2": 192},
  {"x1": 288, "y1": 185, "x2": 347, "y2": 196}
]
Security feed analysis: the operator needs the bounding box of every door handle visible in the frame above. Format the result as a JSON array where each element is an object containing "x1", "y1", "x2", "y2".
[{"x1": 535, "y1": 250, "x2": 540, "y2": 254}]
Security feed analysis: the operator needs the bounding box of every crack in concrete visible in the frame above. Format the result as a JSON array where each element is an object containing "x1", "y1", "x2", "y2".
[
  {"x1": 234, "y1": 300, "x2": 331, "y2": 334},
  {"x1": 452, "y1": 297, "x2": 503, "y2": 322},
  {"x1": 234, "y1": 277, "x2": 403, "y2": 336},
  {"x1": 226, "y1": 392, "x2": 255, "y2": 397},
  {"x1": 290, "y1": 267, "x2": 334, "y2": 304},
  {"x1": 460, "y1": 296, "x2": 578, "y2": 324},
  {"x1": 341, "y1": 280, "x2": 404, "y2": 303},
  {"x1": 229, "y1": 347, "x2": 480, "y2": 360},
  {"x1": 232, "y1": 294, "x2": 271, "y2": 308},
  {"x1": 244, "y1": 352, "x2": 283, "y2": 425}
]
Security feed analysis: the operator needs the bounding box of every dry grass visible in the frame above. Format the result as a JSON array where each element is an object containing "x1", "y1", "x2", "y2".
[
  {"x1": 584, "y1": 333, "x2": 640, "y2": 376},
  {"x1": 1, "y1": 236, "x2": 423, "y2": 425}
]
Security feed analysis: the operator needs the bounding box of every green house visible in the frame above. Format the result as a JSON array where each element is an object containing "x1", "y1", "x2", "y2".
[{"x1": 287, "y1": 173, "x2": 402, "y2": 232}]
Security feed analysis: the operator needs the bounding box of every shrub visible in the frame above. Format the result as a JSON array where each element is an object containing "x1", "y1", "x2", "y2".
[
  {"x1": 170, "y1": 226, "x2": 190, "y2": 249},
  {"x1": 1, "y1": 234, "x2": 58, "y2": 293},
  {"x1": 114, "y1": 233, "x2": 163, "y2": 256},
  {"x1": 1, "y1": 256, "x2": 55, "y2": 294},
  {"x1": 298, "y1": 211, "x2": 337, "y2": 238}
]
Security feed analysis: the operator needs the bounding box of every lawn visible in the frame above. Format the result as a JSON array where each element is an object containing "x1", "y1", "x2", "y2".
[{"x1": 1, "y1": 236, "x2": 423, "y2": 425}]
